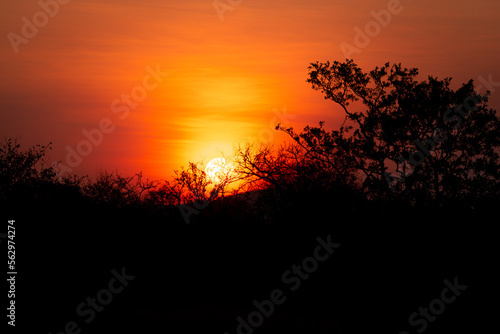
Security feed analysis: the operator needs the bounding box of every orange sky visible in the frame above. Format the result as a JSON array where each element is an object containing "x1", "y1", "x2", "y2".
[{"x1": 1, "y1": 0, "x2": 499, "y2": 181}]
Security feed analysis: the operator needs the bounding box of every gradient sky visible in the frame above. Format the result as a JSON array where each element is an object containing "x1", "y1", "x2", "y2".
[{"x1": 1, "y1": 0, "x2": 499, "y2": 181}]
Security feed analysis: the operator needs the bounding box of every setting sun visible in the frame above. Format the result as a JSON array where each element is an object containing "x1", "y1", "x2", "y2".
[{"x1": 205, "y1": 157, "x2": 231, "y2": 183}]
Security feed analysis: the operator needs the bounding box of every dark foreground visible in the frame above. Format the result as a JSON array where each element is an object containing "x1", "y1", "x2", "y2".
[{"x1": 3, "y1": 188, "x2": 497, "y2": 334}]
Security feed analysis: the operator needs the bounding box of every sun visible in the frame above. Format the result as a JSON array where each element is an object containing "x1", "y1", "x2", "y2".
[{"x1": 205, "y1": 157, "x2": 231, "y2": 183}]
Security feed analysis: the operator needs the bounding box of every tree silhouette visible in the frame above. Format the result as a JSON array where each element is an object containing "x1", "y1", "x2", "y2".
[
  {"x1": 170, "y1": 161, "x2": 235, "y2": 205},
  {"x1": 81, "y1": 171, "x2": 159, "y2": 208},
  {"x1": 234, "y1": 141, "x2": 357, "y2": 194},
  {"x1": 0, "y1": 138, "x2": 58, "y2": 199},
  {"x1": 273, "y1": 59, "x2": 500, "y2": 206},
  {"x1": 146, "y1": 179, "x2": 183, "y2": 208}
]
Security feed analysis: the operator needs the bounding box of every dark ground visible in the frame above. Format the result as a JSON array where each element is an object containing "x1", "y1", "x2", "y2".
[{"x1": 3, "y1": 189, "x2": 497, "y2": 334}]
